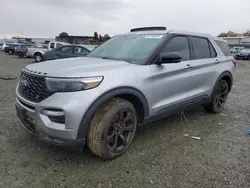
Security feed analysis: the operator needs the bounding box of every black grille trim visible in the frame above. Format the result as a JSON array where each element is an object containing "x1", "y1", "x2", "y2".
[{"x1": 18, "y1": 71, "x2": 54, "y2": 103}]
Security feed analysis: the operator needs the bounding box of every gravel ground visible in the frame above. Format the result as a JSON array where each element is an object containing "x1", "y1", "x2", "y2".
[{"x1": 0, "y1": 52, "x2": 250, "y2": 188}]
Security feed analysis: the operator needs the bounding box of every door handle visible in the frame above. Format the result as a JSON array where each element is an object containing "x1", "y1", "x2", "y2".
[
  {"x1": 184, "y1": 64, "x2": 193, "y2": 69},
  {"x1": 215, "y1": 59, "x2": 220, "y2": 64}
]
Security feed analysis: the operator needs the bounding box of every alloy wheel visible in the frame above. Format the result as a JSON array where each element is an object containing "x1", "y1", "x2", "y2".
[
  {"x1": 106, "y1": 108, "x2": 136, "y2": 153},
  {"x1": 215, "y1": 81, "x2": 228, "y2": 108}
]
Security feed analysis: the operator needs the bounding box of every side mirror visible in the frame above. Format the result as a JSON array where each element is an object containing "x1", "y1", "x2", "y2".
[{"x1": 156, "y1": 52, "x2": 182, "y2": 64}]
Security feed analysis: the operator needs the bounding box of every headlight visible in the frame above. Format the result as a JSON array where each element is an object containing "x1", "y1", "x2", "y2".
[{"x1": 45, "y1": 76, "x2": 103, "y2": 92}]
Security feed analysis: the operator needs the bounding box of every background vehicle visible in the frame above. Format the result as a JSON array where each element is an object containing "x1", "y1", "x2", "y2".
[
  {"x1": 26, "y1": 41, "x2": 69, "y2": 62},
  {"x1": 81, "y1": 44, "x2": 98, "y2": 51},
  {"x1": 230, "y1": 46, "x2": 244, "y2": 54},
  {"x1": 15, "y1": 44, "x2": 38, "y2": 57},
  {"x1": 236, "y1": 49, "x2": 250, "y2": 60},
  {"x1": 43, "y1": 45, "x2": 90, "y2": 61},
  {"x1": 4, "y1": 43, "x2": 19, "y2": 54},
  {"x1": 8, "y1": 43, "x2": 22, "y2": 55},
  {"x1": 16, "y1": 27, "x2": 235, "y2": 159},
  {"x1": 2, "y1": 41, "x2": 12, "y2": 51}
]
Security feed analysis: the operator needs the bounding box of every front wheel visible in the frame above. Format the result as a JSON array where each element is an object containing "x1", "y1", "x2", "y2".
[
  {"x1": 88, "y1": 98, "x2": 137, "y2": 160},
  {"x1": 8, "y1": 50, "x2": 13, "y2": 55},
  {"x1": 34, "y1": 53, "x2": 43, "y2": 62},
  {"x1": 203, "y1": 80, "x2": 229, "y2": 113}
]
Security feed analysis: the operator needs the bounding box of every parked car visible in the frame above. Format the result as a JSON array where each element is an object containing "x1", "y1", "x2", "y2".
[
  {"x1": 15, "y1": 44, "x2": 38, "y2": 57},
  {"x1": 4, "y1": 43, "x2": 19, "y2": 54},
  {"x1": 15, "y1": 27, "x2": 235, "y2": 159},
  {"x1": 235, "y1": 49, "x2": 250, "y2": 60},
  {"x1": 8, "y1": 43, "x2": 23, "y2": 55},
  {"x1": 43, "y1": 45, "x2": 90, "y2": 61},
  {"x1": 230, "y1": 46, "x2": 244, "y2": 54},
  {"x1": 81, "y1": 44, "x2": 98, "y2": 51},
  {"x1": 2, "y1": 41, "x2": 13, "y2": 51},
  {"x1": 26, "y1": 41, "x2": 69, "y2": 62}
]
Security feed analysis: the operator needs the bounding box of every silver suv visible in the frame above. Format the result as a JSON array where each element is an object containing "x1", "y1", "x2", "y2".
[{"x1": 16, "y1": 27, "x2": 236, "y2": 159}]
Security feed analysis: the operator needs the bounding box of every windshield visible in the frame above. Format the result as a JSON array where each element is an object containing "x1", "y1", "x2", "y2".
[{"x1": 87, "y1": 34, "x2": 165, "y2": 64}]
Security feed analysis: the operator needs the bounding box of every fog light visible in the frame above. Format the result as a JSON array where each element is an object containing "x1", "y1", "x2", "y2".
[{"x1": 40, "y1": 109, "x2": 65, "y2": 117}]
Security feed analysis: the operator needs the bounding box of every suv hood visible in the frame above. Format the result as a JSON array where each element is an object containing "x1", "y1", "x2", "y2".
[{"x1": 25, "y1": 57, "x2": 134, "y2": 77}]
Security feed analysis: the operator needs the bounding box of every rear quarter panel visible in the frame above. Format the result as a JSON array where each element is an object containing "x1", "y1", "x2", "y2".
[{"x1": 208, "y1": 39, "x2": 235, "y2": 94}]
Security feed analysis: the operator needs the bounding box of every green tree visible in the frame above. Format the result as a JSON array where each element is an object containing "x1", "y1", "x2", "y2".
[
  {"x1": 103, "y1": 34, "x2": 111, "y2": 41},
  {"x1": 99, "y1": 35, "x2": 103, "y2": 42},
  {"x1": 59, "y1": 32, "x2": 69, "y2": 37},
  {"x1": 94, "y1": 32, "x2": 99, "y2": 41}
]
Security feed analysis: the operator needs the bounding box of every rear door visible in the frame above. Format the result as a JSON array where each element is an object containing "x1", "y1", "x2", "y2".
[
  {"x1": 73, "y1": 46, "x2": 90, "y2": 57},
  {"x1": 150, "y1": 35, "x2": 202, "y2": 115},
  {"x1": 188, "y1": 36, "x2": 218, "y2": 96},
  {"x1": 55, "y1": 46, "x2": 74, "y2": 59}
]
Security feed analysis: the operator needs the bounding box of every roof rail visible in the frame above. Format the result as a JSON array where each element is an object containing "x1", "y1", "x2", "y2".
[{"x1": 130, "y1": 27, "x2": 167, "y2": 32}]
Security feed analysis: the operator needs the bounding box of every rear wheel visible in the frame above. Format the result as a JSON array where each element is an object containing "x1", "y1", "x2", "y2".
[
  {"x1": 34, "y1": 53, "x2": 43, "y2": 62},
  {"x1": 88, "y1": 98, "x2": 137, "y2": 160},
  {"x1": 8, "y1": 50, "x2": 13, "y2": 55},
  {"x1": 17, "y1": 52, "x2": 24, "y2": 57},
  {"x1": 203, "y1": 80, "x2": 229, "y2": 113}
]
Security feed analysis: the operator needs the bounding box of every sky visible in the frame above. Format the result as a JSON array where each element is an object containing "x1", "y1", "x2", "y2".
[{"x1": 0, "y1": 0, "x2": 250, "y2": 38}]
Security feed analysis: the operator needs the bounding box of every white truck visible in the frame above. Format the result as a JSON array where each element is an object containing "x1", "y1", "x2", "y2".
[{"x1": 26, "y1": 41, "x2": 70, "y2": 62}]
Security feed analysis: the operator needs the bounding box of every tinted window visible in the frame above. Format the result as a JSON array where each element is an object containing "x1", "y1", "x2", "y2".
[
  {"x1": 56, "y1": 43, "x2": 63, "y2": 49},
  {"x1": 209, "y1": 42, "x2": 217, "y2": 58},
  {"x1": 57, "y1": 46, "x2": 73, "y2": 53},
  {"x1": 215, "y1": 41, "x2": 231, "y2": 56},
  {"x1": 162, "y1": 36, "x2": 190, "y2": 61},
  {"x1": 192, "y1": 37, "x2": 210, "y2": 59},
  {"x1": 74, "y1": 47, "x2": 89, "y2": 55},
  {"x1": 50, "y1": 43, "x2": 55, "y2": 49}
]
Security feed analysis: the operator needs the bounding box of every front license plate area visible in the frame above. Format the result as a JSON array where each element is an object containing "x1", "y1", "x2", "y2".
[{"x1": 16, "y1": 104, "x2": 37, "y2": 134}]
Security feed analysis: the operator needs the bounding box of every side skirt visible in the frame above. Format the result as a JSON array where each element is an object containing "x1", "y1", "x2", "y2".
[{"x1": 142, "y1": 95, "x2": 210, "y2": 125}]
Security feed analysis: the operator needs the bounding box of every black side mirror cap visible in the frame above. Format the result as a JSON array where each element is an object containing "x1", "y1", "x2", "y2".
[{"x1": 156, "y1": 52, "x2": 182, "y2": 64}]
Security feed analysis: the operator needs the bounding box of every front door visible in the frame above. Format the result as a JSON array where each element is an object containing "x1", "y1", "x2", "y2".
[{"x1": 150, "y1": 35, "x2": 204, "y2": 115}]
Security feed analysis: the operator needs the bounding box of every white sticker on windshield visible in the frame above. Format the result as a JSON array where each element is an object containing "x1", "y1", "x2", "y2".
[{"x1": 145, "y1": 35, "x2": 163, "y2": 39}]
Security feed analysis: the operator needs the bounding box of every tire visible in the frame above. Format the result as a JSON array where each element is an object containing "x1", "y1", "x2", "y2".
[
  {"x1": 248, "y1": 56, "x2": 250, "y2": 60},
  {"x1": 88, "y1": 98, "x2": 137, "y2": 160},
  {"x1": 17, "y1": 52, "x2": 24, "y2": 57},
  {"x1": 34, "y1": 53, "x2": 43, "y2": 62},
  {"x1": 203, "y1": 80, "x2": 229, "y2": 113},
  {"x1": 8, "y1": 50, "x2": 13, "y2": 55}
]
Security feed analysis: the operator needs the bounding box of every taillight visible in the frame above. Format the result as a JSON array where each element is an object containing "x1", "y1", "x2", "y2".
[
  {"x1": 26, "y1": 48, "x2": 28, "y2": 53},
  {"x1": 232, "y1": 59, "x2": 236, "y2": 67}
]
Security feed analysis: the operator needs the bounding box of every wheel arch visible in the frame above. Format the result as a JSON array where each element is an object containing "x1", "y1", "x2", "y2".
[
  {"x1": 33, "y1": 51, "x2": 42, "y2": 57},
  {"x1": 214, "y1": 71, "x2": 233, "y2": 93},
  {"x1": 77, "y1": 87, "x2": 149, "y2": 139}
]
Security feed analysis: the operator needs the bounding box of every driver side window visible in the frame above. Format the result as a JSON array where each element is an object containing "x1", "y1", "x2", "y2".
[
  {"x1": 50, "y1": 42, "x2": 55, "y2": 49},
  {"x1": 161, "y1": 36, "x2": 191, "y2": 61}
]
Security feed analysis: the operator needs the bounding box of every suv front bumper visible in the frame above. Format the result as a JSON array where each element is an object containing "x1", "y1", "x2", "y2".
[{"x1": 15, "y1": 100, "x2": 86, "y2": 146}]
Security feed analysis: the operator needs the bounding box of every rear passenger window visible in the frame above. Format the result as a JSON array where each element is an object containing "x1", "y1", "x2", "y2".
[
  {"x1": 215, "y1": 41, "x2": 231, "y2": 56},
  {"x1": 192, "y1": 37, "x2": 210, "y2": 59},
  {"x1": 209, "y1": 42, "x2": 217, "y2": 58},
  {"x1": 162, "y1": 36, "x2": 190, "y2": 61},
  {"x1": 50, "y1": 43, "x2": 55, "y2": 49}
]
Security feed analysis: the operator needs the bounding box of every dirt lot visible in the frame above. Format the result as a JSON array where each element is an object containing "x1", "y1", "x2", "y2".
[{"x1": 0, "y1": 52, "x2": 249, "y2": 188}]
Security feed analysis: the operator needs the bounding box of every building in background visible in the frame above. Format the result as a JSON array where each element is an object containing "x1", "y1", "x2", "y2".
[
  {"x1": 55, "y1": 35, "x2": 102, "y2": 45},
  {"x1": 11, "y1": 37, "x2": 54, "y2": 44},
  {"x1": 222, "y1": 36, "x2": 250, "y2": 48}
]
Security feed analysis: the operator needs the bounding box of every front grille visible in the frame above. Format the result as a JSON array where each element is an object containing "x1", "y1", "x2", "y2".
[{"x1": 18, "y1": 71, "x2": 53, "y2": 103}]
